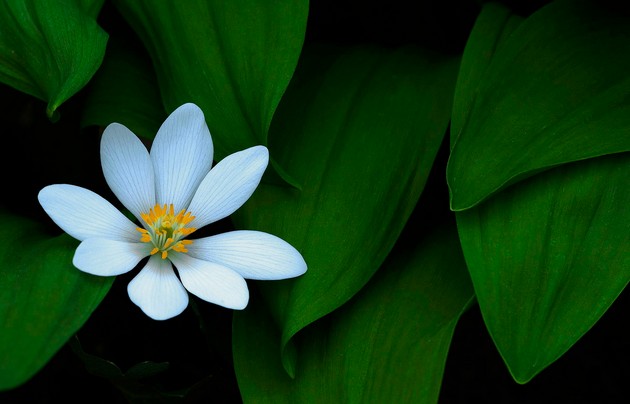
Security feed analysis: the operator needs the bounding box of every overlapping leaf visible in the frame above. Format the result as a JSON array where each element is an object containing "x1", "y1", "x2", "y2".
[
  {"x1": 449, "y1": 2, "x2": 524, "y2": 150},
  {"x1": 80, "y1": 35, "x2": 165, "y2": 140},
  {"x1": 234, "y1": 223, "x2": 474, "y2": 403},
  {"x1": 0, "y1": 0, "x2": 108, "y2": 119},
  {"x1": 457, "y1": 153, "x2": 630, "y2": 383},
  {"x1": 232, "y1": 45, "x2": 459, "y2": 377},
  {"x1": 112, "y1": 0, "x2": 308, "y2": 186},
  {"x1": 0, "y1": 212, "x2": 113, "y2": 390},
  {"x1": 448, "y1": 0, "x2": 630, "y2": 210}
]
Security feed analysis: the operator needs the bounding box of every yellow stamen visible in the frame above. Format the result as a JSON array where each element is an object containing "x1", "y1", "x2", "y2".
[
  {"x1": 172, "y1": 242, "x2": 188, "y2": 253},
  {"x1": 136, "y1": 203, "x2": 196, "y2": 260}
]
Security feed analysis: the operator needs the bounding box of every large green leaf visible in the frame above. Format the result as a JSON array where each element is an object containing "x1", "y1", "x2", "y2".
[
  {"x1": 0, "y1": 211, "x2": 113, "y2": 390},
  {"x1": 232, "y1": 45, "x2": 459, "y2": 377},
  {"x1": 448, "y1": 0, "x2": 630, "y2": 210},
  {"x1": 234, "y1": 223, "x2": 475, "y2": 403},
  {"x1": 0, "y1": 0, "x2": 108, "y2": 119},
  {"x1": 449, "y1": 2, "x2": 524, "y2": 150},
  {"x1": 456, "y1": 153, "x2": 630, "y2": 383},
  {"x1": 80, "y1": 34, "x2": 166, "y2": 140},
  {"x1": 112, "y1": 0, "x2": 308, "y2": 186}
]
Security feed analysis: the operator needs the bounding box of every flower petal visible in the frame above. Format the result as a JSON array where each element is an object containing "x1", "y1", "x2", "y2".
[
  {"x1": 127, "y1": 255, "x2": 189, "y2": 320},
  {"x1": 187, "y1": 230, "x2": 307, "y2": 280},
  {"x1": 73, "y1": 238, "x2": 151, "y2": 276},
  {"x1": 150, "y1": 103, "x2": 214, "y2": 211},
  {"x1": 38, "y1": 184, "x2": 138, "y2": 242},
  {"x1": 187, "y1": 146, "x2": 269, "y2": 228},
  {"x1": 169, "y1": 253, "x2": 248, "y2": 310},
  {"x1": 101, "y1": 122, "x2": 155, "y2": 222}
]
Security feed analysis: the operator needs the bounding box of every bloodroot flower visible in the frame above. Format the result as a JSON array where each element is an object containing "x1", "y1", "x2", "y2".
[{"x1": 38, "y1": 103, "x2": 307, "y2": 320}]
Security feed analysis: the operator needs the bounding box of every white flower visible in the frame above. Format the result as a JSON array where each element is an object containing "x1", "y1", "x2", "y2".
[{"x1": 38, "y1": 103, "x2": 307, "y2": 320}]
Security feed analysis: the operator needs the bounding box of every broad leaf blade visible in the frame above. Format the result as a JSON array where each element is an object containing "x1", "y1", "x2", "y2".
[
  {"x1": 457, "y1": 153, "x2": 630, "y2": 383},
  {"x1": 0, "y1": 212, "x2": 113, "y2": 390},
  {"x1": 448, "y1": 0, "x2": 630, "y2": 210},
  {"x1": 80, "y1": 34, "x2": 166, "y2": 140},
  {"x1": 0, "y1": 0, "x2": 108, "y2": 119},
  {"x1": 112, "y1": 0, "x2": 308, "y2": 186},
  {"x1": 450, "y1": 2, "x2": 524, "y2": 150},
  {"x1": 234, "y1": 223, "x2": 475, "y2": 403},
  {"x1": 233, "y1": 45, "x2": 459, "y2": 377}
]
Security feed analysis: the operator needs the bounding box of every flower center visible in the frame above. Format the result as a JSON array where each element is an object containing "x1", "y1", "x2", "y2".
[{"x1": 136, "y1": 204, "x2": 196, "y2": 260}]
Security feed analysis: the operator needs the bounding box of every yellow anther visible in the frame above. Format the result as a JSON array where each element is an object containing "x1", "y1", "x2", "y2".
[
  {"x1": 138, "y1": 203, "x2": 196, "y2": 259},
  {"x1": 178, "y1": 227, "x2": 197, "y2": 236},
  {"x1": 141, "y1": 213, "x2": 152, "y2": 226},
  {"x1": 172, "y1": 243, "x2": 188, "y2": 253}
]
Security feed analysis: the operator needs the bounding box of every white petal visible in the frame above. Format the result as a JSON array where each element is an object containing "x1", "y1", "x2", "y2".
[
  {"x1": 73, "y1": 238, "x2": 151, "y2": 276},
  {"x1": 187, "y1": 230, "x2": 307, "y2": 280},
  {"x1": 187, "y1": 146, "x2": 268, "y2": 228},
  {"x1": 169, "y1": 253, "x2": 248, "y2": 310},
  {"x1": 38, "y1": 184, "x2": 139, "y2": 242},
  {"x1": 101, "y1": 123, "x2": 156, "y2": 222},
  {"x1": 150, "y1": 103, "x2": 214, "y2": 211},
  {"x1": 127, "y1": 255, "x2": 189, "y2": 320}
]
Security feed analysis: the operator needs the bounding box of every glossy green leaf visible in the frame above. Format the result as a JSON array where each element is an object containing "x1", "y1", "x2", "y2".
[
  {"x1": 234, "y1": 223, "x2": 475, "y2": 403},
  {"x1": 448, "y1": 0, "x2": 630, "y2": 210},
  {"x1": 449, "y1": 2, "x2": 524, "y2": 150},
  {"x1": 0, "y1": 0, "x2": 108, "y2": 119},
  {"x1": 0, "y1": 211, "x2": 113, "y2": 390},
  {"x1": 112, "y1": 0, "x2": 308, "y2": 186},
  {"x1": 456, "y1": 153, "x2": 630, "y2": 383},
  {"x1": 80, "y1": 35, "x2": 166, "y2": 140},
  {"x1": 233, "y1": 45, "x2": 459, "y2": 377}
]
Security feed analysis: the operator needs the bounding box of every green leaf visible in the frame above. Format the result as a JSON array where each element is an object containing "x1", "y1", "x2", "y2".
[
  {"x1": 448, "y1": 0, "x2": 630, "y2": 210},
  {"x1": 0, "y1": 0, "x2": 108, "y2": 119},
  {"x1": 233, "y1": 45, "x2": 459, "y2": 377},
  {"x1": 449, "y1": 2, "x2": 524, "y2": 150},
  {"x1": 456, "y1": 153, "x2": 630, "y2": 383},
  {"x1": 80, "y1": 34, "x2": 166, "y2": 140},
  {"x1": 234, "y1": 223, "x2": 475, "y2": 403},
  {"x1": 112, "y1": 0, "x2": 308, "y2": 186},
  {"x1": 0, "y1": 211, "x2": 113, "y2": 390}
]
